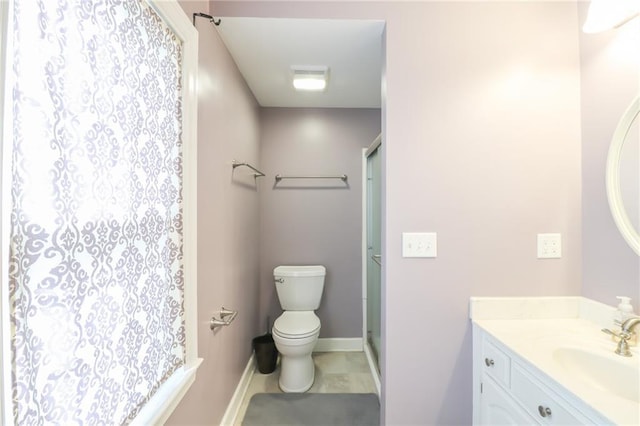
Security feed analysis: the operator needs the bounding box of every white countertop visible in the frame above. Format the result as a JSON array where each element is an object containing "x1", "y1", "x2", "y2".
[{"x1": 470, "y1": 297, "x2": 640, "y2": 426}]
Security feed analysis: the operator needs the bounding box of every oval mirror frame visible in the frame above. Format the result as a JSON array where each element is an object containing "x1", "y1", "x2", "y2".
[{"x1": 606, "y1": 95, "x2": 640, "y2": 256}]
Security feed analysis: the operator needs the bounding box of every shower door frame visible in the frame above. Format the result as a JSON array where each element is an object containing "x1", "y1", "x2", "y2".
[{"x1": 362, "y1": 135, "x2": 382, "y2": 396}]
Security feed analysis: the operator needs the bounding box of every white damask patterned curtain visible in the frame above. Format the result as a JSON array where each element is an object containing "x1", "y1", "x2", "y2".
[{"x1": 8, "y1": 0, "x2": 185, "y2": 423}]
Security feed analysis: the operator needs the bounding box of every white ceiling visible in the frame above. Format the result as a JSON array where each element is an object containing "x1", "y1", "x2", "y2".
[{"x1": 215, "y1": 18, "x2": 384, "y2": 108}]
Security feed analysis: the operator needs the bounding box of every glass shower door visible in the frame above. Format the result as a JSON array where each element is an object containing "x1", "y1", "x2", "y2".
[{"x1": 366, "y1": 144, "x2": 381, "y2": 372}]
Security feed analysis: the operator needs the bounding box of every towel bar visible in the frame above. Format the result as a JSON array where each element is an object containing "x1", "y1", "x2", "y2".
[
  {"x1": 232, "y1": 160, "x2": 265, "y2": 178},
  {"x1": 275, "y1": 174, "x2": 347, "y2": 183}
]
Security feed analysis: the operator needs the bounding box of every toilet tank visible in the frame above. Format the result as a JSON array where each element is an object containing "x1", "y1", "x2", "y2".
[{"x1": 274, "y1": 265, "x2": 326, "y2": 311}]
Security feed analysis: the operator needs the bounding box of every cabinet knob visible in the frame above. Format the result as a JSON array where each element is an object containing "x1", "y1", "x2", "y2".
[
  {"x1": 538, "y1": 405, "x2": 552, "y2": 418},
  {"x1": 484, "y1": 358, "x2": 494, "y2": 367}
]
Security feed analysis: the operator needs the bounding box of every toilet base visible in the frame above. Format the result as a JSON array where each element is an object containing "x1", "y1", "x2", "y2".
[
  {"x1": 279, "y1": 353, "x2": 315, "y2": 393},
  {"x1": 272, "y1": 312, "x2": 320, "y2": 393}
]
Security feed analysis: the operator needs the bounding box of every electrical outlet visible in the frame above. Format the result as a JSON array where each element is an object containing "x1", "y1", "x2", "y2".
[
  {"x1": 402, "y1": 232, "x2": 437, "y2": 258},
  {"x1": 537, "y1": 233, "x2": 561, "y2": 259}
]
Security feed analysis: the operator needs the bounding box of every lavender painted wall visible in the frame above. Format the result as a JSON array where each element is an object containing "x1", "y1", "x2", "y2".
[
  {"x1": 258, "y1": 108, "x2": 381, "y2": 338},
  {"x1": 214, "y1": 2, "x2": 582, "y2": 425},
  {"x1": 382, "y1": 5, "x2": 581, "y2": 424},
  {"x1": 167, "y1": 2, "x2": 262, "y2": 424},
  {"x1": 579, "y1": 3, "x2": 640, "y2": 307}
]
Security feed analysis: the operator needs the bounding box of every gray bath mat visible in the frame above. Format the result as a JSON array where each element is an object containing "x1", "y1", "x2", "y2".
[{"x1": 242, "y1": 393, "x2": 380, "y2": 426}]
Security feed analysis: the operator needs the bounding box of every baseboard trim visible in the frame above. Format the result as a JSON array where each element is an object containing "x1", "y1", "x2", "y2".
[
  {"x1": 314, "y1": 337, "x2": 363, "y2": 352},
  {"x1": 220, "y1": 353, "x2": 256, "y2": 426},
  {"x1": 363, "y1": 343, "x2": 381, "y2": 396}
]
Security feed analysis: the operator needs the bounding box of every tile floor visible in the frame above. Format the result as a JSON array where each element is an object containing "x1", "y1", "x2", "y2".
[{"x1": 234, "y1": 351, "x2": 378, "y2": 425}]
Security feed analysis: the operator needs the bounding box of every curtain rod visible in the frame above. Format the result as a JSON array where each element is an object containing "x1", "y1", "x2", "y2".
[{"x1": 193, "y1": 12, "x2": 220, "y2": 27}]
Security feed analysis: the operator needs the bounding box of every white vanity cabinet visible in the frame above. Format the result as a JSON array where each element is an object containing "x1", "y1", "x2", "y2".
[
  {"x1": 473, "y1": 324, "x2": 607, "y2": 426},
  {"x1": 480, "y1": 374, "x2": 536, "y2": 425}
]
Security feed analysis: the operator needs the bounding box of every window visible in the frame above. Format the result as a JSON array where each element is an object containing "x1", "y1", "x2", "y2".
[{"x1": 0, "y1": 0, "x2": 199, "y2": 423}]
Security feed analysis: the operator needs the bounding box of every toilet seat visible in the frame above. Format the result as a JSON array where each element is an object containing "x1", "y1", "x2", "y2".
[{"x1": 273, "y1": 311, "x2": 320, "y2": 339}]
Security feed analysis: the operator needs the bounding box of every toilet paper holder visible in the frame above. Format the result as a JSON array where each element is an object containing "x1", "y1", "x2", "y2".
[{"x1": 210, "y1": 307, "x2": 238, "y2": 330}]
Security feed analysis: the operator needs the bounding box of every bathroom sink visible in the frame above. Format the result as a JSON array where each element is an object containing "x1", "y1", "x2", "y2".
[{"x1": 552, "y1": 346, "x2": 640, "y2": 403}]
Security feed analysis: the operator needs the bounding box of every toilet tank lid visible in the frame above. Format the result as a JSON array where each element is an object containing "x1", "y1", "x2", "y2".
[{"x1": 274, "y1": 265, "x2": 326, "y2": 277}]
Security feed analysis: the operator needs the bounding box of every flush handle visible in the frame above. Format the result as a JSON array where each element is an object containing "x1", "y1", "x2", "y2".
[
  {"x1": 484, "y1": 358, "x2": 494, "y2": 367},
  {"x1": 537, "y1": 406, "x2": 552, "y2": 418},
  {"x1": 275, "y1": 278, "x2": 284, "y2": 283}
]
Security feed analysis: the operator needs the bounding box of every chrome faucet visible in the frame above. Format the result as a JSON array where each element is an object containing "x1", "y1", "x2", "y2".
[
  {"x1": 621, "y1": 316, "x2": 640, "y2": 334},
  {"x1": 602, "y1": 316, "x2": 640, "y2": 357}
]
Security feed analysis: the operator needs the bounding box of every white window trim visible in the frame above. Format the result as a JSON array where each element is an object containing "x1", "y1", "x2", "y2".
[
  {"x1": 0, "y1": 0, "x2": 9, "y2": 422},
  {"x1": 0, "y1": 0, "x2": 201, "y2": 424}
]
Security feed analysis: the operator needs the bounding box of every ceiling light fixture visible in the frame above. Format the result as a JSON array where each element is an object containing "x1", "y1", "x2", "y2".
[
  {"x1": 583, "y1": 0, "x2": 640, "y2": 33},
  {"x1": 292, "y1": 66, "x2": 328, "y2": 92}
]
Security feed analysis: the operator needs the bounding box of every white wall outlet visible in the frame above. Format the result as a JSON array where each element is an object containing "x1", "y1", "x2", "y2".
[
  {"x1": 402, "y1": 232, "x2": 437, "y2": 258},
  {"x1": 537, "y1": 233, "x2": 561, "y2": 259}
]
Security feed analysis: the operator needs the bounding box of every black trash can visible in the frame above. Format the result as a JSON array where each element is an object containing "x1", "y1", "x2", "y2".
[{"x1": 252, "y1": 334, "x2": 278, "y2": 374}]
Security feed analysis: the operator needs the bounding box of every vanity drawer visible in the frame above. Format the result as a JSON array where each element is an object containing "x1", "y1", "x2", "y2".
[
  {"x1": 482, "y1": 339, "x2": 510, "y2": 388},
  {"x1": 511, "y1": 362, "x2": 591, "y2": 425}
]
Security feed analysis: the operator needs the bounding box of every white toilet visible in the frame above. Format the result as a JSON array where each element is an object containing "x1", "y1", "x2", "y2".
[{"x1": 272, "y1": 265, "x2": 325, "y2": 393}]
